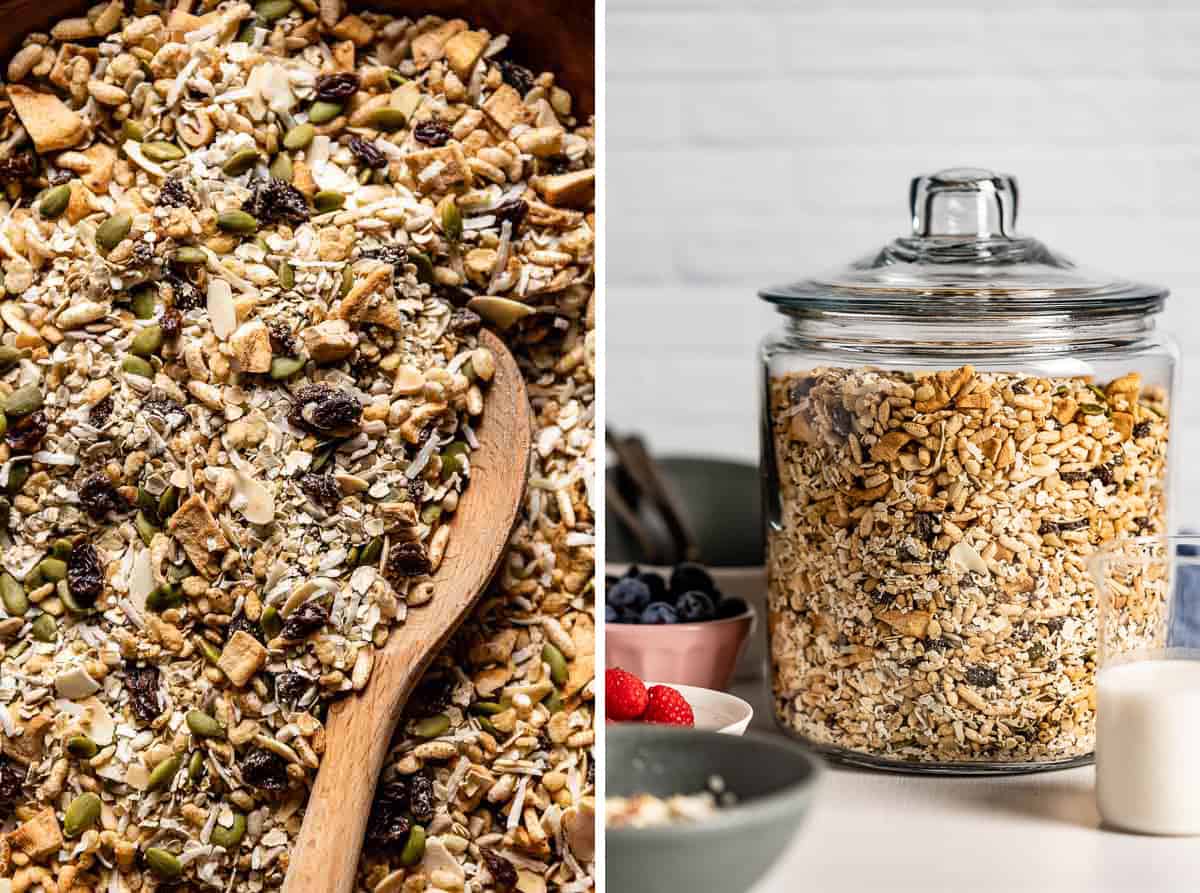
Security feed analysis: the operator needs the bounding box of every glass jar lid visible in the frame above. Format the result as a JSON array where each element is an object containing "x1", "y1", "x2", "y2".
[{"x1": 759, "y1": 167, "x2": 1167, "y2": 318}]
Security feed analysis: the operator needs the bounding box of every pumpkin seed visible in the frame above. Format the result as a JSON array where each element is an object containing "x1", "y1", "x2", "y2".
[
  {"x1": 196, "y1": 637, "x2": 222, "y2": 664},
  {"x1": 412, "y1": 714, "x2": 450, "y2": 738},
  {"x1": 255, "y1": 0, "x2": 293, "y2": 20},
  {"x1": 122, "y1": 355, "x2": 154, "y2": 378},
  {"x1": 186, "y1": 710, "x2": 224, "y2": 739},
  {"x1": 277, "y1": 260, "x2": 295, "y2": 289},
  {"x1": 269, "y1": 152, "x2": 293, "y2": 182},
  {"x1": 470, "y1": 700, "x2": 503, "y2": 716},
  {"x1": 439, "y1": 197, "x2": 462, "y2": 242},
  {"x1": 173, "y1": 245, "x2": 207, "y2": 264},
  {"x1": 1079, "y1": 403, "x2": 1106, "y2": 415},
  {"x1": 313, "y1": 190, "x2": 344, "y2": 213},
  {"x1": 399, "y1": 826, "x2": 426, "y2": 866},
  {"x1": 130, "y1": 285, "x2": 157, "y2": 319},
  {"x1": 420, "y1": 504, "x2": 442, "y2": 525},
  {"x1": 386, "y1": 70, "x2": 406, "y2": 87},
  {"x1": 142, "y1": 140, "x2": 185, "y2": 162},
  {"x1": 260, "y1": 604, "x2": 282, "y2": 639},
  {"x1": 144, "y1": 847, "x2": 182, "y2": 879},
  {"x1": 147, "y1": 754, "x2": 182, "y2": 792},
  {"x1": 130, "y1": 325, "x2": 163, "y2": 357},
  {"x1": 269, "y1": 356, "x2": 304, "y2": 380},
  {"x1": 283, "y1": 123, "x2": 314, "y2": 150},
  {"x1": 209, "y1": 812, "x2": 246, "y2": 849},
  {"x1": 359, "y1": 536, "x2": 383, "y2": 567},
  {"x1": 51, "y1": 538, "x2": 73, "y2": 559},
  {"x1": 365, "y1": 107, "x2": 407, "y2": 131},
  {"x1": 30, "y1": 614, "x2": 56, "y2": 642},
  {"x1": 35, "y1": 558, "x2": 67, "y2": 582},
  {"x1": 308, "y1": 100, "x2": 342, "y2": 125},
  {"x1": 1, "y1": 573, "x2": 27, "y2": 616},
  {"x1": 440, "y1": 441, "x2": 470, "y2": 480},
  {"x1": 146, "y1": 583, "x2": 183, "y2": 612},
  {"x1": 158, "y1": 485, "x2": 179, "y2": 521},
  {"x1": 340, "y1": 264, "x2": 353, "y2": 297},
  {"x1": 66, "y1": 734, "x2": 97, "y2": 758},
  {"x1": 95, "y1": 212, "x2": 132, "y2": 251},
  {"x1": 135, "y1": 510, "x2": 159, "y2": 547},
  {"x1": 0, "y1": 412, "x2": 6, "y2": 438},
  {"x1": 3, "y1": 385, "x2": 41, "y2": 417},
  {"x1": 217, "y1": 209, "x2": 259, "y2": 234},
  {"x1": 64, "y1": 793, "x2": 101, "y2": 837},
  {"x1": 409, "y1": 250, "x2": 435, "y2": 285},
  {"x1": 345, "y1": 545, "x2": 360, "y2": 567},
  {"x1": 235, "y1": 18, "x2": 256, "y2": 42},
  {"x1": 189, "y1": 750, "x2": 206, "y2": 781},
  {"x1": 542, "y1": 643, "x2": 568, "y2": 686},
  {"x1": 254, "y1": 235, "x2": 270, "y2": 253},
  {"x1": 24, "y1": 567, "x2": 43, "y2": 590},
  {"x1": 5, "y1": 460, "x2": 29, "y2": 495},
  {"x1": 222, "y1": 147, "x2": 260, "y2": 176},
  {"x1": 468, "y1": 296, "x2": 534, "y2": 330},
  {"x1": 38, "y1": 184, "x2": 71, "y2": 219},
  {"x1": 136, "y1": 485, "x2": 158, "y2": 518},
  {"x1": 58, "y1": 580, "x2": 91, "y2": 615},
  {"x1": 122, "y1": 119, "x2": 145, "y2": 142},
  {"x1": 477, "y1": 716, "x2": 498, "y2": 736},
  {"x1": 543, "y1": 689, "x2": 565, "y2": 714},
  {"x1": 0, "y1": 346, "x2": 27, "y2": 371}
]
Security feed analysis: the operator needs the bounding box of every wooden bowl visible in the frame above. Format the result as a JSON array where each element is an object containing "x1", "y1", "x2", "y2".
[{"x1": 0, "y1": 0, "x2": 594, "y2": 117}]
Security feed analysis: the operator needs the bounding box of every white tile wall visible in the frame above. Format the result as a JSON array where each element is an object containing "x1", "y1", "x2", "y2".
[{"x1": 606, "y1": 0, "x2": 1200, "y2": 509}]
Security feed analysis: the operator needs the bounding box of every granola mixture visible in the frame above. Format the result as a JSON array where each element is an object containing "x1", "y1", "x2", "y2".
[
  {"x1": 0, "y1": 2, "x2": 595, "y2": 890},
  {"x1": 606, "y1": 777, "x2": 732, "y2": 830},
  {"x1": 767, "y1": 365, "x2": 1168, "y2": 765}
]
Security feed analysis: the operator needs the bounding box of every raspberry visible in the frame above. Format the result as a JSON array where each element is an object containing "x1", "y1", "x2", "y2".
[
  {"x1": 642, "y1": 685, "x2": 695, "y2": 727},
  {"x1": 606, "y1": 667, "x2": 648, "y2": 721}
]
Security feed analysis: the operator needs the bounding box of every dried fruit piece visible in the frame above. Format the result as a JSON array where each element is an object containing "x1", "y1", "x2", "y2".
[
  {"x1": 492, "y1": 198, "x2": 529, "y2": 230},
  {"x1": 280, "y1": 600, "x2": 328, "y2": 640},
  {"x1": 408, "y1": 770, "x2": 434, "y2": 823},
  {"x1": 5, "y1": 409, "x2": 47, "y2": 453},
  {"x1": 0, "y1": 758, "x2": 25, "y2": 819},
  {"x1": 497, "y1": 59, "x2": 535, "y2": 95},
  {"x1": 314, "y1": 72, "x2": 359, "y2": 101},
  {"x1": 124, "y1": 662, "x2": 161, "y2": 723},
  {"x1": 299, "y1": 473, "x2": 341, "y2": 505},
  {"x1": 79, "y1": 473, "x2": 126, "y2": 520},
  {"x1": 289, "y1": 384, "x2": 362, "y2": 437},
  {"x1": 348, "y1": 135, "x2": 387, "y2": 170},
  {"x1": 365, "y1": 779, "x2": 411, "y2": 848},
  {"x1": 243, "y1": 177, "x2": 310, "y2": 225},
  {"x1": 481, "y1": 848, "x2": 518, "y2": 892},
  {"x1": 66, "y1": 542, "x2": 104, "y2": 607},
  {"x1": 413, "y1": 119, "x2": 451, "y2": 147},
  {"x1": 386, "y1": 541, "x2": 431, "y2": 580},
  {"x1": 157, "y1": 177, "x2": 196, "y2": 209},
  {"x1": 241, "y1": 747, "x2": 289, "y2": 791},
  {"x1": 88, "y1": 395, "x2": 114, "y2": 427},
  {"x1": 274, "y1": 671, "x2": 310, "y2": 704}
]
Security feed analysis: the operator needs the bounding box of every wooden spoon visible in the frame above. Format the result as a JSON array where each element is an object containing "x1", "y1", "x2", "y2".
[{"x1": 283, "y1": 329, "x2": 531, "y2": 892}]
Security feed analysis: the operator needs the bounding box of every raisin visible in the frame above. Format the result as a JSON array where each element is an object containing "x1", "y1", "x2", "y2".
[
  {"x1": 0, "y1": 758, "x2": 24, "y2": 819},
  {"x1": 924, "y1": 637, "x2": 952, "y2": 652},
  {"x1": 124, "y1": 662, "x2": 162, "y2": 723},
  {"x1": 408, "y1": 674, "x2": 453, "y2": 717},
  {"x1": 1132, "y1": 420, "x2": 1152, "y2": 439},
  {"x1": 481, "y1": 849, "x2": 518, "y2": 892},
  {"x1": 497, "y1": 59, "x2": 535, "y2": 95},
  {"x1": 1012, "y1": 381, "x2": 1029, "y2": 394},
  {"x1": 66, "y1": 543, "x2": 104, "y2": 608},
  {"x1": 241, "y1": 748, "x2": 289, "y2": 792},
  {"x1": 314, "y1": 72, "x2": 359, "y2": 101},
  {"x1": 289, "y1": 384, "x2": 362, "y2": 437},
  {"x1": 412, "y1": 120, "x2": 452, "y2": 147},
  {"x1": 492, "y1": 198, "x2": 529, "y2": 232},
  {"x1": 1092, "y1": 464, "x2": 1115, "y2": 486},
  {"x1": 1133, "y1": 515, "x2": 1151, "y2": 533},
  {"x1": 449, "y1": 308, "x2": 482, "y2": 334},
  {"x1": 5, "y1": 409, "x2": 47, "y2": 452},
  {"x1": 88, "y1": 395, "x2": 114, "y2": 427},
  {"x1": 274, "y1": 671, "x2": 310, "y2": 705},
  {"x1": 913, "y1": 512, "x2": 939, "y2": 544},
  {"x1": 789, "y1": 378, "x2": 815, "y2": 402},
  {"x1": 280, "y1": 600, "x2": 328, "y2": 640},
  {"x1": 244, "y1": 177, "x2": 310, "y2": 225},
  {"x1": 586, "y1": 759, "x2": 595, "y2": 786},
  {"x1": 299, "y1": 473, "x2": 341, "y2": 505},
  {"x1": 360, "y1": 244, "x2": 408, "y2": 270},
  {"x1": 1028, "y1": 640, "x2": 1048, "y2": 661},
  {"x1": 386, "y1": 541, "x2": 431, "y2": 582},
  {"x1": 79, "y1": 473, "x2": 126, "y2": 520},
  {"x1": 157, "y1": 177, "x2": 196, "y2": 209},
  {"x1": 160, "y1": 308, "x2": 182, "y2": 341},
  {"x1": 348, "y1": 135, "x2": 387, "y2": 170},
  {"x1": 267, "y1": 320, "x2": 298, "y2": 356},
  {"x1": 1059, "y1": 470, "x2": 1089, "y2": 484},
  {"x1": 1045, "y1": 617, "x2": 1065, "y2": 634},
  {"x1": 143, "y1": 397, "x2": 187, "y2": 424},
  {"x1": 868, "y1": 588, "x2": 895, "y2": 606},
  {"x1": 1038, "y1": 520, "x2": 1060, "y2": 537},
  {"x1": 365, "y1": 780, "x2": 411, "y2": 848},
  {"x1": 407, "y1": 477, "x2": 425, "y2": 506},
  {"x1": 227, "y1": 612, "x2": 263, "y2": 643},
  {"x1": 0, "y1": 153, "x2": 35, "y2": 183},
  {"x1": 408, "y1": 770, "x2": 434, "y2": 823},
  {"x1": 830, "y1": 405, "x2": 852, "y2": 437},
  {"x1": 964, "y1": 665, "x2": 998, "y2": 687},
  {"x1": 165, "y1": 270, "x2": 203, "y2": 311}
]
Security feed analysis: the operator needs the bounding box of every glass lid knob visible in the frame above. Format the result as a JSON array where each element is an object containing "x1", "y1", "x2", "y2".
[{"x1": 910, "y1": 167, "x2": 1018, "y2": 239}]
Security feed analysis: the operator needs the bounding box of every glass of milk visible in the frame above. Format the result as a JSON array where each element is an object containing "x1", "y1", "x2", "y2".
[{"x1": 1091, "y1": 535, "x2": 1200, "y2": 835}]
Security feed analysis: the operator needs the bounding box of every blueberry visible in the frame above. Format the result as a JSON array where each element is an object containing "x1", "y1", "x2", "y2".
[
  {"x1": 640, "y1": 601, "x2": 678, "y2": 625},
  {"x1": 619, "y1": 609, "x2": 642, "y2": 624},
  {"x1": 670, "y1": 562, "x2": 715, "y2": 596},
  {"x1": 605, "y1": 604, "x2": 619, "y2": 623},
  {"x1": 1170, "y1": 563, "x2": 1200, "y2": 647},
  {"x1": 717, "y1": 597, "x2": 749, "y2": 619},
  {"x1": 639, "y1": 572, "x2": 667, "y2": 602},
  {"x1": 676, "y1": 590, "x2": 716, "y2": 622},
  {"x1": 1178, "y1": 533, "x2": 1200, "y2": 558},
  {"x1": 607, "y1": 577, "x2": 651, "y2": 610}
]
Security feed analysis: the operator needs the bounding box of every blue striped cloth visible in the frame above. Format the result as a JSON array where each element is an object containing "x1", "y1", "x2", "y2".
[{"x1": 1169, "y1": 537, "x2": 1200, "y2": 648}]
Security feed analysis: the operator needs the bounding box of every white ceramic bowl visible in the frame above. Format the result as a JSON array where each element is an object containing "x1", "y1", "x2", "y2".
[{"x1": 649, "y1": 682, "x2": 754, "y2": 735}]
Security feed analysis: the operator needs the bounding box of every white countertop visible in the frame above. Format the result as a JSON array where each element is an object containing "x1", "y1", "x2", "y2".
[{"x1": 730, "y1": 678, "x2": 1200, "y2": 893}]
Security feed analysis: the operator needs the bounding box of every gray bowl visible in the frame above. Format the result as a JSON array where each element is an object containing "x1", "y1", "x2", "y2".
[{"x1": 607, "y1": 726, "x2": 822, "y2": 893}]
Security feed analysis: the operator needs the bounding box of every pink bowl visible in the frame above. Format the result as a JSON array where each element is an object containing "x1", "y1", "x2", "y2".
[{"x1": 605, "y1": 606, "x2": 755, "y2": 691}]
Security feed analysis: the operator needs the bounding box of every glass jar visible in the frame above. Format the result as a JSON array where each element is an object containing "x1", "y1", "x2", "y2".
[{"x1": 759, "y1": 168, "x2": 1178, "y2": 773}]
